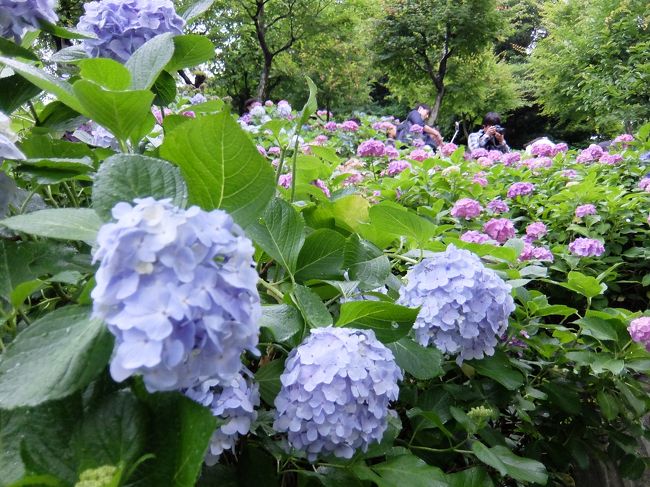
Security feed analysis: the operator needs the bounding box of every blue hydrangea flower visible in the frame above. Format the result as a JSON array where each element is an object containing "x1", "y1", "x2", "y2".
[
  {"x1": 0, "y1": 0, "x2": 58, "y2": 43},
  {"x1": 397, "y1": 244, "x2": 514, "y2": 363},
  {"x1": 91, "y1": 198, "x2": 261, "y2": 392},
  {"x1": 77, "y1": 0, "x2": 185, "y2": 62},
  {"x1": 185, "y1": 371, "x2": 260, "y2": 465},
  {"x1": 273, "y1": 327, "x2": 402, "y2": 462},
  {"x1": 0, "y1": 112, "x2": 25, "y2": 160}
]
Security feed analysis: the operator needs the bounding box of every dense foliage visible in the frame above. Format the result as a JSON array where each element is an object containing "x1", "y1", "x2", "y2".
[{"x1": 0, "y1": 1, "x2": 649, "y2": 487}]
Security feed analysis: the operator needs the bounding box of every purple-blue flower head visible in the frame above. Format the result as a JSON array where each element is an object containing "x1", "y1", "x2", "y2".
[
  {"x1": 91, "y1": 198, "x2": 261, "y2": 392},
  {"x1": 185, "y1": 371, "x2": 260, "y2": 465},
  {"x1": 0, "y1": 0, "x2": 58, "y2": 43},
  {"x1": 397, "y1": 244, "x2": 514, "y2": 363},
  {"x1": 77, "y1": 0, "x2": 185, "y2": 62},
  {"x1": 273, "y1": 326, "x2": 402, "y2": 462}
]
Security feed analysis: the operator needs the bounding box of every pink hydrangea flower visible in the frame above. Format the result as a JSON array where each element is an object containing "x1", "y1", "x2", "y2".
[
  {"x1": 313, "y1": 135, "x2": 328, "y2": 145},
  {"x1": 264, "y1": 100, "x2": 274, "y2": 106},
  {"x1": 613, "y1": 134, "x2": 634, "y2": 147},
  {"x1": 477, "y1": 156, "x2": 494, "y2": 167},
  {"x1": 507, "y1": 182, "x2": 535, "y2": 198},
  {"x1": 268, "y1": 146, "x2": 281, "y2": 155},
  {"x1": 340, "y1": 120, "x2": 359, "y2": 132},
  {"x1": 278, "y1": 173, "x2": 292, "y2": 188},
  {"x1": 324, "y1": 121, "x2": 337, "y2": 131},
  {"x1": 599, "y1": 153, "x2": 623, "y2": 165},
  {"x1": 487, "y1": 150, "x2": 503, "y2": 162},
  {"x1": 301, "y1": 144, "x2": 312, "y2": 155},
  {"x1": 409, "y1": 149, "x2": 429, "y2": 161},
  {"x1": 525, "y1": 222, "x2": 547, "y2": 240},
  {"x1": 575, "y1": 204, "x2": 597, "y2": 218},
  {"x1": 409, "y1": 124, "x2": 423, "y2": 134},
  {"x1": 257, "y1": 145, "x2": 267, "y2": 157},
  {"x1": 412, "y1": 138, "x2": 425, "y2": 148},
  {"x1": 382, "y1": 160, "x2": 411, "y2": 176},
  {"x1": 552, "y1": 143, "x2": 568, "y2": 155},
  {"x1": 519, "y1": 243, "x2": 553, "y2": 262},
  {"x1": 483, "y1": 218, "x2": 515, "y2": 243},
  {"x1": 487, "y1": 199, "x2": 509, "y2": 214},
  {"x1": 472, "y1": 173, "x2": 488, "y2": 187},
  {"x1": 629, "y1": 317, "x2": 650, "y2": 351},
  {"x1": 568, "y1": 238, "x2": 605, "y2": 257},
  {"x1": 576, "y1": 144, "x2": 604, "y2": 163},
  {"x1": 470, "y1": 148, "x2": 489, "y2": 159},
  {"x1": 451, "y1": 198, "x2": 483, "y2": 219},
  {"x1": 357, "y1": 139, "x2": 385, "y2": 157},
  {"x1": 312, "y1": 179, "x2": 330, "y2": 197},
  {"x1": 530, "y1": 143, "x2": 555, "y2": 157},
  {"x1": 342, "y1": 172, "x2": 364, "y2": 186},
  {"x1": 638, "y1": 178, "x2": 650, "y2": 191},
  {"x1": 460, "y1": 230, "x2": 491, "y2": 244},
  {"x1": 523, "y1": 157, "x2": 552, "y2": 171},
  {"x1": 501, "y1": 152, "x2": 521, "y2": 166},
  {"x1": 440, "y1": 143, "x2": 458, "y2": 157},
  {"x1": 384, "y1": 145, "x2": 400, "y2": 160}
]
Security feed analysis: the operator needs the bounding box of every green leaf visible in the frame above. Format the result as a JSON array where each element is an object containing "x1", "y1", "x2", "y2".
[
  {"x1": 259, "y1": 304, "x2": 303, "y2": 343},
  {"x1": 255, "y1": 359, "x2": 285, "y2": 406},
  {"x1": 387, "y1": 337, "x2": 443, "y2": 379},
  {"x1": 560, "y1": 271, "x2": 606, "y2": 298},
  {"x1": 296, "y1": 76, "x2": 318, "y2": 128},
  {"x1": 0, "y1": 306, "x2": 113, "y2": 409},
  {"x1": 73, "y1": 392, "x2": 146, "y2": 470},
  {"x1": 77, "y1": 58, "x2": 132, "y2": 90},
  {"x1": 291, "y1": 284, "x2": 333, "y2": 328},
  {"x1": 0, "y1": 37, "x2": 37, "y2": 60},
  {"x1": 152, "y1": 70, "x2": 177, "y2": 106},
  {"x1": 369, "y1": 203, "x2": 435, "y2": 247},
  {"x1": 92, "y1": 154, "x2": 188, "y2": 220},
  {"x1": 447, "y1": 467, "x2": 494, "y2": 487},
  {"x1": 336, "y1": 301, "x2": 417, "y2": 343},
  {"x1": 165, "y1": 35, "x2": 215, "y2": 72},
  {"x1": 247, "y1": 198, "x2": 305, "y2": 276},
  {"x1": 365, "y1": 453, "x2": 448, "y2": 487},
  {"x1": 0, "y1": 73, "x2": 42, "y2": 113},
  {"x1": 343, "y1": 234, "x2": 390, "y2": 289},
  {"x1": 14, "y1": 157, "x2": 94, "y2": 184},
  {"x1": 0, "y1": 208, "x2": 102, "y2": 244},
  {"x1": 533, "y1": 304, "x2": 577, "y2": 318},
  {"x1": 575, "y1": 315, "x2": 619, "y2": 341},
  {"x1": 295, "y1": 229, "x2": 345, "y2": 281},
  {"x1": 596, "y1": 390, "x2": 619, "y2": 420},
  {"x1": 72, "y1": 79, "x2": 155, "y2": 143},
  {"x1": 125, "y1": 33, "x2": 175, "y2": 90},
  {"x1": 542, "y1": 382, "x2": 581, "y2": 415},
  {"x1": 160, "y1": 112, "x2": 275, "y2": 228},
  {"x1": 49, "y1": 45, "x2": 88, "y2": 64},
  {"x1": 469, "y1": 351, "x2": 525, "y2": 390},
  {"x1": 0, "y1": 56, "x2": 83, "y2": 113},
  {"x1": 181, "y1": 0, "x2": 217, "y2": 21},
  {"x1": 471, "y1": 442, "x2": 548, "y2": 485},
  {"x1": 140, "y1": 393, "x2": 216, "y2": 487},
  {"x1": 37, "y1": 19, "x2": 94, "y2": 39}
]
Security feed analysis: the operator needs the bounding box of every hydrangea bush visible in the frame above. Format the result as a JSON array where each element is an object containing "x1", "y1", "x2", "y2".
[{"x1": 0, "y1": 9, "x2": 648, "y2": 487}]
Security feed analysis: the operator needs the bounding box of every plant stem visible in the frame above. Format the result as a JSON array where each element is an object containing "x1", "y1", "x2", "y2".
[{"x1": 258, "y1": 278, "x2": 284, "y2": 302}]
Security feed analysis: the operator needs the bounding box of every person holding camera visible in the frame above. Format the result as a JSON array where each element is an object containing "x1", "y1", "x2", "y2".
[{"x1": 468, "y1": 112, "x2": 510, "y2": 153}]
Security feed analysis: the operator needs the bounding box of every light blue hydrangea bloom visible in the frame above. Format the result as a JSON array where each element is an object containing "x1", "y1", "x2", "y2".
[
  {"x1": 397, "y1": 244, "x2": 514, "y2": 363},
  {"x1": 92, "y1": 198, "x2": 261, "y2": 392},
  {"x1": 185, "y1": 370, "x2": 259, "y2": 465},
  {"x1": 0, "y1": 112, "x2": 25, "y2": 160},
  {"x1": 77, "y1": 0, "x2": 184, "y2": 62},
  {"x1": 274, "y1": 327, "x2": 402, "y2": 462},
  {"x1": 0, "y1": 0, "x2": 57, "y2": 43}
]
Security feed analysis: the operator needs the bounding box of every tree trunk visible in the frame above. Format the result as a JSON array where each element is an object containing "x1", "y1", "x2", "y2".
[
  {"x1": 430, "y1": 85, "x2": 444, "y2": 124},
  {"x1": 256, "y1": 58, "x2": 272, "y2": 100}
]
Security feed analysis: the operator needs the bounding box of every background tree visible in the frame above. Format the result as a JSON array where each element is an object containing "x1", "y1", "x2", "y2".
[{"x1": 374, "y1": 0, "x2": 506, "y2": 123}]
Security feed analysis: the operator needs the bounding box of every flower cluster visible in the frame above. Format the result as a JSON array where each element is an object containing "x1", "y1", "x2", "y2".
[
  {"x1": 409, "y1": 149, "x2": 428, "y2": 161},
  {"x1": 487, "y1": 199, "x2": 509, "y2": 214},
  {"x1": 613, "y1": 133, "x2": 634, "y2": 147},
  {"x1": 599, "y1": 154, "x2": 623, "y2": 165},
  {"x1": 382, "y1": 160, "x2": 411, "y2": 176},
  {"x1": 276, "y1": 100, "x2": 292, "y2": 118},
  {"x1": 470, "y1": 148, "x2": 489, "y2": 159},
  {"x1": 460, "y1": 231, "x2": 492, "y2": 244},
  {"x1": 472, "y1": 172, "x2": 488, "y2": 187},
  {"x1": 273, "y1": 327, "x2": 401, "y2": 462},
  {"x1": 356, "y1": 139, "x2": 385, "y2": 157},
  {"x1": 0, "y1": 0, "x2": 58, "y2": 43},
  {"x1": 501, "y1": 152, "x2": 521, "y2": 166},
  {"x1": 483, "y1": 218, "x2": 515, "y2": 243},
  {"x1": 397, "y1": 245, "x2": 514, "y2": 363},
  {"x1": 324, "y1": 121, "x2": 337, "y2": 131},
  {"x1": 409, "y1": 124, "x2": 423, "y2": 134},
  {"x1": 639, "y1": 178, "x2": 650, "y2": 192},
  {"x1": 189, "y1": 93, "x2": 207, "y2": 105},
  {"x1": 185, "y1": 372, "x2": 260, "y2": 464},
  {"x1": 628, "y1": 317, "x2": 650, "y2": 351},
  {"x1": 525, "y1": 222, "x2": 547, "y2": 240},
  {"x1": 507, "y1": 182, "x2": 535, "y2": 198},
  {"x1": 340, "y1": 120, "x2": 359, "y2": 132},
  {"x1": 575, "y1": 204, "x2": 597, "y2": 218},
  {"x1": 440, "y1": 142, "x2": 458, "y2": 157},
  {"x1": 519, "y1": 243, "x2": 553, "y2": 262},
  {"x1": 450, "y1": 198, "x2": 482, "y2": 220},
  {"x1": 77, "y1": 0, "x2": 185, "y2": 62},
  {"x1": 91, "y1": 198, "x2": 261, "y2": 392},
  {"x1": 568, "y1": 238, "x2": 605, "y2": 257},
  {"x1": 576, "y1": 144, "x2": 605, "y2": 164},
  {"x1": 530, "y1": 143, "x2": 555, "y2": 157},
  {"x1": 384, "y1": 145, "x2": 400, "y2": 159}
]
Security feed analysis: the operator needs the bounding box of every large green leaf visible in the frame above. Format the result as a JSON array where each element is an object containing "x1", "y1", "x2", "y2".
[
  {"x1": 471, "y1": 442, "x2": 548, "y2": 485},
  {"x1": 72, "y1": 391, "x2": 147, "y2": 471},
  {"x1": 336, "y1": 301, "x2": 417, "y2": 343},
  {"x1": 125, "y1": 32, "x2": 175, "y2": 90},
  {"x1": 0, "y1": 306, "x2": 113, "y2": 409},
  {"x1": 159, "y1": 112, "x2": 275, "y2": 228},
  {"x1": 247, "y1": 198, "x2": 305, "y2": 276},
  {"x1": 181, "y1": 0, "x2": 217, "y2": 21},
  {"x1": 343, "y1": 234, "x2": 390, "y2": 289},
  {"x1": 295, "y1": 229, "x2": 345, "y2": 282},
  {"x1": 296, "y1": 76, "x2": 318, "y2": 128},
  {"x1": 560, "y1": 271, "x2": 606, "y2": 299},
  {"x1": 469, "y1": 351, "x2": 525, "y2": 390},
  {"x1": 447, "y1": 467, "x2": 494, "y2": 487},
  {"x1": 291, "y1": 284, "x2": 333, "y2": 328},
  {"x1": 355, "y1": 453, "x2": 448, "y2": 487},
  {"x1": 0, "y1": 37, "x2": 38, "y2": 60},
  {"x1": 255, "y1": 359, "x2": 285, "y2": 406},
  {"x1": 259, "y1": 304, "x2": 303, "y2": 343},
  {"x1": 165, "y1": 35, "x2": 215, "y2": 72},
  {"x1": 0, "y1": 208, "x2": 102, "y2": 244},
  {"x1": 72, "y1": 79, "x2": 155, "y2": 143},
  {"x1": 370, "y1": 203, "x2": 435, "y2": 247},
  {"x1": 0, "y1": 74, "x2": 42, "y2": 113},
  {"x1": 92, "y1": 154, "x2": 188, "y2": 220},
  {"x1": 77, "y1": 58, "x2": 132, "y2": 90},
  {"x1": 387, "y1": 337, "x2": 444, "y2": 379}
]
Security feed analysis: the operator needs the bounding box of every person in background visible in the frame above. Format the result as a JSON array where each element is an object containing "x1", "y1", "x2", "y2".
[
  {"x1": 468, "y1": 112, "x2": 510, "y2": 153},
  {"x1": 396, "y1": 103, "x2": 443, "y2": 150}
]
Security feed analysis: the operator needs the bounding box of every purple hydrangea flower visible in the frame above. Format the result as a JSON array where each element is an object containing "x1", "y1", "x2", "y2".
[
  {"x1": 483, "y1": 218, "x2": 515, "y2": 244},
  {"x1": 77, "y1": 0, "x2": 185, "y2": 62},
  {"x1": 576, "y1": 144, "x2": 604, "y2": 164},
  {"x1": 382, "y1": 159, "x2": 411, "y2": 176},
  {"x1": 268, "y1": 146, "x2": 281, "y2": 155},
  {"x1": 273, "y1": 327, "x2": 402, "y2": 462},
  {"x1": 613, "y1": 134, "x2": 634, "y2": 147},
  {"x1": 519, "y1": 243, "x2": 553, "y2": 262},
  {"x1": 487, "y1": 198, "x2": 509, "y2": 214},
  {"x1": 552, "y1": 142, "x2": 569, "y2": 154},
  {"x1": 560, "y1": 169, "x2": 577, "y2": 179},
  {"x1": 525, "y1": 222, "x2": 547, "y2": 240},
  {"x1": 628, "y1": 317, "x2": 650, "y2": 352},
  {"x1": 412, "y1": 138, "x2": 425, "y2": 148},
  {"x1": 0, "y1": 112, "x2": 26, "y2": 160},
  {"x1": 530, "y1": 143, "x2": 555, "y2": 157},
  {"x1": 278, "y1": 173, "x2": 292, "y2": 188},
  {"x1": 507, "y1": 182, "x2": 535, "y2": 198},
  {"x1": 568, "y1": 238, "x2": 605, "y2": 257},
  {"x1": 324, "y1": 121, "x2": 337, "y2": 131},
  {"x1": 472, "y1": 172, "x2": 488, "y2": 187},
  {"x1": 276, "y1": 100, "x2": 292, "y2": 118},
  {"x1": 450, "y1": 198, "x2": 482, "y2": 220},
  {"x1": 487, "y1": 150, "x2": 503, "y2": 162},
  {"x1": 356, "y1": 139, "x2": 385, "y2": 157},
  {"x1": 313, "y1": 135, "x2": 328, "y2": 145},
  {"x1": 185, "y1": 371, "x2": 259, "y2": 465},
  {"x1": 397, "y1": 245, "x2": 514, "y2": 363},
  {"x1": 440, "y1": 143, "x2": 458, "y2": 156},
  {"x1": 599, "y1": 153, "x2": 623, "y2": 165},
  {"x1": 409, "y1": 149, "x2": 428, "y2": 161},
  {"x1": 189, "y1": 93, "x2": 207, "y2": 105},
  {"x1": 384, "y1": 145, "x2": 400, "y2": 160},
  {"x1": 639, "y1": 178, "x2": 650, "y2": 192},
  {"x1": 91, "y1": 198, "x2": 260, "y2": 392},
  {"x1": 501, "y1": 152, "x2": 521, "y2": 166},
  {"x1": 460, "y1": 231, "x2": 492, "y2": 244},
  {"x1": 575, "y1": 204, "x2": 597, "y2": 218},
  {"x1": 340, "y1": 120, "x2": 359, "y2": 132},
  {"x1": 0, "y1": 0, "x2": 57, "y2": 42},
  {"x1": 409, "y1": 124, "x2": 423, "y2": 134},
  {"x1": 312, "y1": 179, "x2": 330, "y2": 197},
  {"x1": 256, "y1": 145, "x2": 267, "y2": 157},
  {"x1": 470, "y1": 148, "x2": 489, "y2": 159}
]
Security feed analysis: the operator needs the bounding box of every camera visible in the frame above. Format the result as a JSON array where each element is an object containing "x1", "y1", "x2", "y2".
[{"x1": 493, "y1": 125, "x2": 506, "y2": 135}]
